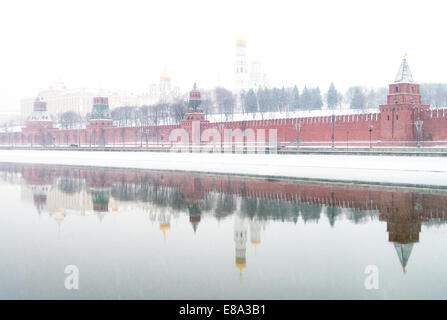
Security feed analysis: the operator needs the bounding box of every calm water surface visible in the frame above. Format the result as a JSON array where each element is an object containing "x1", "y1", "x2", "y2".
[{"x1": 0, "y1": 163, "x2": 446, "y2": 299}]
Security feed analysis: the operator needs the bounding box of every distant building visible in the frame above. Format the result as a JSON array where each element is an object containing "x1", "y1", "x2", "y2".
[
  {"x1": 234, "y1": 38, "x2": 268, "y2": 112},
  {"x1": 20, "y1": 79, "x2": 147, "y2": 119},
  {"x1": 148, "y1": 70, "x2": 181, "y2": 104},
  {"x1": 234, "y1": 37, "x2": 249, "y2": 94},
  {"x1": 249, "y1": 59, "x2": 267, "y2": 90}
]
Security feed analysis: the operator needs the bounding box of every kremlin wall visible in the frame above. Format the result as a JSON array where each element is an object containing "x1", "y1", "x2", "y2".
[{"x1": 2, "y1": 57, "x2": 447, "y2": 148}]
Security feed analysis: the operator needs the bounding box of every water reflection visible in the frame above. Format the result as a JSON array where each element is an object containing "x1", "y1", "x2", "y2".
[{"x1": 0, "y1": 163, "x2": 446, "y2": 298}]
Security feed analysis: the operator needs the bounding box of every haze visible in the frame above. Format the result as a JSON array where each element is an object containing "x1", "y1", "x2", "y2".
[{"x1": 1, "y1": 0, "x2": 446, "y2": 112}]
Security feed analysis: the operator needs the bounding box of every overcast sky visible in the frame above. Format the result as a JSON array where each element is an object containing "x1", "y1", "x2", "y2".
[{"x1": 1, "y1": 0, "x2": 446, "y2": 112}]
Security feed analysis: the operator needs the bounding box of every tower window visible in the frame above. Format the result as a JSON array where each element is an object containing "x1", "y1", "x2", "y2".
[
  {"x1": 395, "y1": 87, "x2": 399, "y2": 92},
  {"x1": 411, "y1": 87, "x2": 414, "y2": 93},
  {"x1": 387, "y1": 115, "x2": 390, "y2": 120},
  {"x1": 396, "y1": 115, "x2": 398, "y2": 120}
]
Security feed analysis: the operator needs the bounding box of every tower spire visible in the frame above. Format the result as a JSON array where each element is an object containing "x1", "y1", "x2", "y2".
[
  {"x1": 394, "y1": 243, "x2": 414, "y2": 275},
  {"x1": 394, "y1": 54, "x2": 414, "y2": 83}
]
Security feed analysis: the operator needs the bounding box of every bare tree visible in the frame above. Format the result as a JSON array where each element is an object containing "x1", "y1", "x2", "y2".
[{"x1": 58, "y1": 111, "x2": 82, "y2": 129}]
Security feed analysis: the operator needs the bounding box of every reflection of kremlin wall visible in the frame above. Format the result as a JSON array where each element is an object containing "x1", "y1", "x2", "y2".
[{"x1": 3, "y1": 163, "x2": 447, "y2": 275}]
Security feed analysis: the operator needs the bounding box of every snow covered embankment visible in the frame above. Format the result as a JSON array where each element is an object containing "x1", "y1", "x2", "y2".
[{"x1": 0, "y1": 150, "x2": 447, "y2": 188}]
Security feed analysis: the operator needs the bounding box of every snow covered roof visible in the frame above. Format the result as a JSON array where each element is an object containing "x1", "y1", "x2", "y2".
[
  {"x1": 28, "y1": 110, "x2": 52, "y2": 122},
  {"x1": 394, "y1": 57, "x2": 414, "y2": 83}
]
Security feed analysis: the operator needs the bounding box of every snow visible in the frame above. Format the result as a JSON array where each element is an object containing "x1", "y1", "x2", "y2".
[
  {"x1": 206, "y1": 108, "x2": 379, "y2": 122},
  {"x1": 1, "y1": 125, "x2": 23, "y2": 133},
  {"x1": 1, "y1": 150, "x2": 447, "y2": 188}
]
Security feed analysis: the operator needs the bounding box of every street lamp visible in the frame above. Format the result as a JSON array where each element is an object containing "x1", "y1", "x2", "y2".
[
  {"x1": 415, "y1": 120, "x2": 423, "y2": 148},
  {"x1": 331, "y1": 114, "x2": 335, "y2": 149},
  {"x1": 368, "y1": 125, "x2": 373, "y2": 149},
  {"x1": 145, "y1": 129, "x2": 149, "y2": 148},
  {"x1": 346, "y1": 130, "x2": 349, "y2": 152},
  {"x1": 219, "y1": 123, "x2": 224, "y2": 152},
  {"x1": 140, "y1": 127, "x2": 143, "y2": 148}
]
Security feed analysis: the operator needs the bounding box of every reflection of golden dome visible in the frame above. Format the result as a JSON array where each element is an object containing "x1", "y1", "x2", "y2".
[
  {"x1": 236, "y1": 37, "x2": 246, "y2": 47},
  {"x1": 252, "y1": 59, "x2": 261, "y2": 64},
  {"x1": 235, "y1": 257, "x2": 246, "y2": 276},
  {"x1": 55, "y1": 213, "x2": 66, "y2": 226},
  {"x1": 160, "y1": 223, "x2": 171, "y2": 241},
  {"x1": 251, "y1": 241, "x2": 260, "y2": 255}
]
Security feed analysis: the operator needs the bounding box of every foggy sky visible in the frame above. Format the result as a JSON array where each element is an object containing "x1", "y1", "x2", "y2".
[{"x1": 1, "y1": 0, "x2": 446, "y2": 112}]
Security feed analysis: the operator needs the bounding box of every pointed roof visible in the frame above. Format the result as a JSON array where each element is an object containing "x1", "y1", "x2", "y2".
[
  {"x1": 394, "y1": 243, "x2": 414, "y2": 274},
  {"x1": 394, "y1": 55, "x2": 414, "y2": 83}
]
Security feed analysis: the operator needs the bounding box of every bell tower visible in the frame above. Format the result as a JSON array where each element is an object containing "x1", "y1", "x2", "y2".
[{"x1": 379, "y1": 55, "x2": 430, "y2": 145}]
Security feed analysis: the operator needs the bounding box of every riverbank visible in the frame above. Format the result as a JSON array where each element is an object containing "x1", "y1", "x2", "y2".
[{"x1": 1, "y1": 149, "x2": 447, "y2": 188}]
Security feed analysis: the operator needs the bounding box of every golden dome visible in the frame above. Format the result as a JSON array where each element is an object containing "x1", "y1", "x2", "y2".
[
  {"x1": 160, "y1": 73, "x2": 171, "y2": 82},
  {"x1": 251, "y1": 58, "x2": 261, "y2": 64},
  {"x1": 251, "y1": 240, "x2": 260, "y2": 246},
  {"x1": 236, "y1": 37, "x2": 246, "y2": 47}
]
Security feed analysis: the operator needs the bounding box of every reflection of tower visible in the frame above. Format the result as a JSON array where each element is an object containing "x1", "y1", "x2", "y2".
[
  {"x1": 90, "y1": 189, "x2": 110, "y2": 212},
  {"x1": 158, "y1": 208, "x2": 171, "y2": 241},
  {"x1": 87, "y1": 169, "x2": 112, "y2": 220},
  {"x1": 188, "y1": 202, "x2": 201, "y2": 234},
  {"x1": 249, "y1": 218, "x2": 262, "y2": 254},
  {"x1": 52, "y1": 209, "x2": 67, "y2": 231},
  {"x1": 394, "y1": 243, "x2": 414, "y2": 275},
  {"x1": 379, "y1": 193, "x2": 421, "y2": 274},
  {"x1": 234, "y1": 213, "x2": 248, "y2": 277},
  {"x1": 31, "y1": 184, "x2": 51, "y2": 215},
  {"x1": 180, "y1": 176, "x2": 204, "y2": 233},
  {"x1": 22, "y1": 167, "x2": 54, "y2": 215}
]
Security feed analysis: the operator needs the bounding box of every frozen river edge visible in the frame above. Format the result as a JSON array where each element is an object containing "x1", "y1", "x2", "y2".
[{"x1": 1, "y1": 149, "x2": 447, "y2": 189}]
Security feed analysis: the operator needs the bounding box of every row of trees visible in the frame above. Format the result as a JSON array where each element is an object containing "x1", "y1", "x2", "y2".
[
  {"x1": 241, "y1": 84, "x2": 388, "y2": 114},
  {"x1": 56, "y1": 99, "x2": 190, "y2": 129}
]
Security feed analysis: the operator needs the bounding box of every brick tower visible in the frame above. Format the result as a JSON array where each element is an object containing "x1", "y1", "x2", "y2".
[
  {"x1": 23, "y1": 97, "x2": 54, "y2": 146},
  {"x1": 86, "y1": 97, "x2": 114, "y2": 146},
  {"x1": 379, "y1": 55, "x2": 430, "y2": 145},
  {"x1": 180, "y1": 83, "x2": 209, "y2": 144}
]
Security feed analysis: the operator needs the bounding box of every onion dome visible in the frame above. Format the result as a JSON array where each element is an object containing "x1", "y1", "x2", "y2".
[{"x1": 236, "y1": 36, "x2": 246, "y2": 47}]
